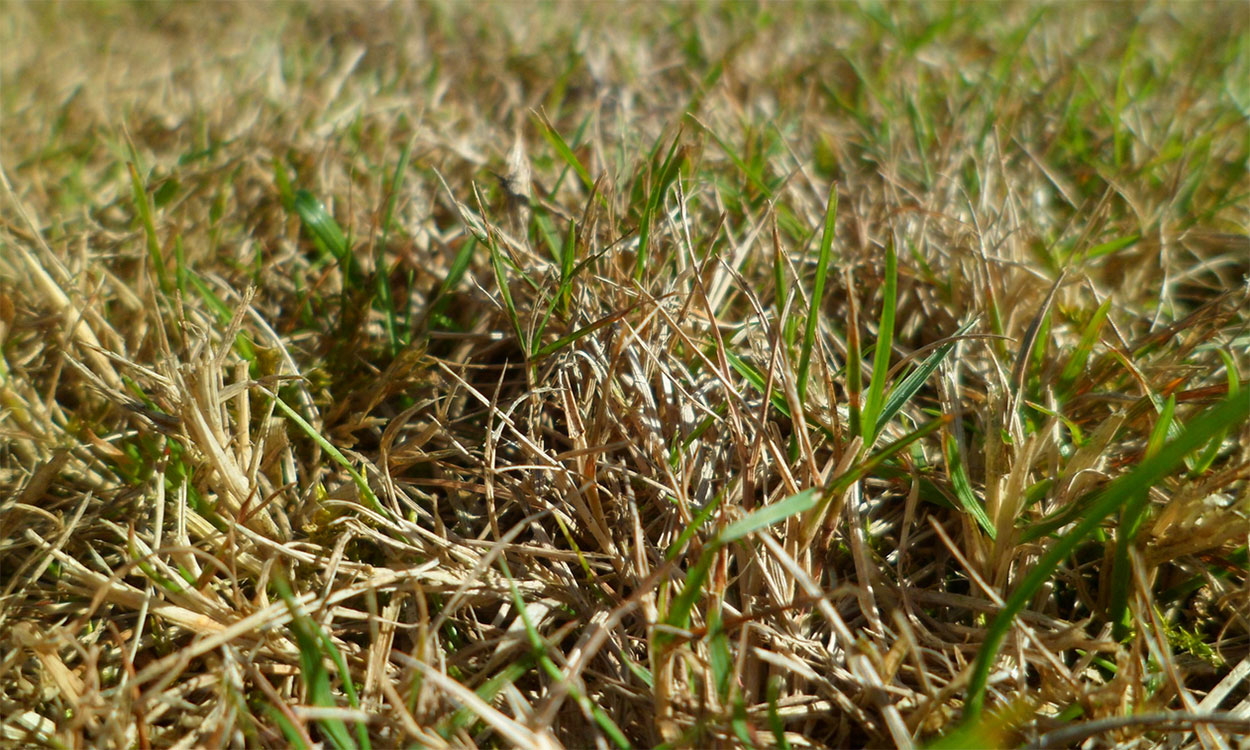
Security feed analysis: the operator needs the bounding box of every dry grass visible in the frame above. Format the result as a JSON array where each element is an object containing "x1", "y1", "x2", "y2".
[{"x1": 2, "y1": 2, "x2": 1248, "y2": 748}]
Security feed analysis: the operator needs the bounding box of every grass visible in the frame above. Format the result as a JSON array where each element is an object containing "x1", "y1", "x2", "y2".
[{"x1": 1, "y1": 2, "x2": 1248, "y2": 748}]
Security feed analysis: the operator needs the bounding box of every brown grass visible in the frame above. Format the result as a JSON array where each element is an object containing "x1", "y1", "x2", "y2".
[{"x1": 1, "y1": 2, "x2": 1248, "y2": 748}]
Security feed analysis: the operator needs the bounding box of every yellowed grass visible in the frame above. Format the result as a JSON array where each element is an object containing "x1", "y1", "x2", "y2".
[{"x1": 1, "y1": 2, "x2": 1247, "y2": 748}]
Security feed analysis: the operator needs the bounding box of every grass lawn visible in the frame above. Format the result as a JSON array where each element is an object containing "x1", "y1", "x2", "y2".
[{"x1": 2, "y1": 2, "x2": 1248, "y2": 748}]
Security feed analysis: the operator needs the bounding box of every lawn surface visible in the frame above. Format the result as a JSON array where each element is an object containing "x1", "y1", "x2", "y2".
[{"x1": 2, "y1": 2, "x2": 1248, "y2": 748}]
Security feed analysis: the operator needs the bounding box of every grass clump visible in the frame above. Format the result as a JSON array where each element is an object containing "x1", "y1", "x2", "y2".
[{"x1": 1, "y1": 3, "x2": 1247, "y2": 748}]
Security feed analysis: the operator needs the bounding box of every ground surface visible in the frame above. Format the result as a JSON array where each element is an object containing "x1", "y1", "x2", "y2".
[{"x1": 1, "y1": 2, "x2": 1248, "y2": 748}]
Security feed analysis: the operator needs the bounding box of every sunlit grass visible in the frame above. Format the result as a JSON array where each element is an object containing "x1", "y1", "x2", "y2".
[{"x1": 0, "y1": 2, "x2": 1246, "y2": 748}]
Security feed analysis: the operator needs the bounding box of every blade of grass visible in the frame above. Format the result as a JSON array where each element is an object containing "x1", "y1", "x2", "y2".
[
  {"x1": 961, "y1": 393, "x2": 1250, "y2": 722},
  {"x1": 726, "y1": 350, "x2": 792, "y2": 421},
  {"x1": 797, "y1": 187, "x2": 837, "y2": 403},
  {"x1": 531, "y1": 219, "x2": 580, "y2": 353},
  {"x1": 269, "y1": 393, "x2": 390, "y2": 521},
  {"x1": 846, "y1": 269, "x2": 864, "y2": 439},
  {"x1": 439, "y1": 659, "x2": 531, "y2": 739},
  {"x1": 664, "y1": 489, "x2": 726, "y2": 562},
  {"x1": 127, "y1": 161, "x2": 170, "y2": 295},
  {"x1": 559, "y1": 216, "x2": 577, "y2": 311},
  {"x1": 874, "y1": 317, "x2": 977, "y2": 435},
  {"x1": 861, "y1": 241, "x2": 898, "y2": 447},
  {"x1": 534, "y1": 110, "x2": 594, "y2": 192},
  {"x1": 376, "y1": 140, "x2": 413, "y2": 355},
  {"x1": 707, "y1": 605, "x2": 732, "y2": 702},
  {"x1": 730, "y1": 697, "x2": 756, "y2": 750},
  {"x1": 724, "y1": 350, "x2": 835, "y2": 441},
  {"x1": 497, "y1": 558, "x2": 632, "y2": 749},
  {"x1": 635, "y1": 132, "x2": 684, "y2": 281},
  {"x1": 1190, "y1": 349, "x2": 1240, "y2": 476},
  {"x1": 1109, "y1": 394, "x2": 1175, "y2": 640},
  {"x1": 1058, "y1": 296, "x2": 1112, "y2": 396},
  {"x1": 1010, "y1": 270, "x2": 1065, "y2": 407},
  {"x1": 659, "y1": 488, "x2": 819, "y2": 645},
  {"x1": 440, "y1": 238, "x2": 477, "y2": 297},
  {"x1": 532, "y1": 299, "x2": 643, "y2": 360},
  {"x1": 170, "y1": 234, "x2": 259, "y2": 364},
  {"x1": 265, "y1": 704, "x2": 313, "y2": 750},
  {"x1": 273, "y1": 575, "x2": 359, "y2": 750},
  {"x1": 292, "y1": 189, "x2": 363, "y2": 287},
  {"x1": 273, "y1": 157, "x2": 296, "y2": 210},
  {"x1": 799, "y1": 416, "x2": 948, "y2": 545},
  {"x1": 688, "y1": 115, "x2": 773, "y2": 199},
  {"x1": 944, "y1": 434, "x2": 996, "y2": 539},
  {"x1": 767, "y1": 677, "x2": 791, "y2": 750},
  {"x1": 717, "y1": 487, "x2": 820, "y2": 545},
  {"x1": 670, "y1": 403, "x2": 729, "y2": 468},
  {"x1": 485, "y1": 222, "x2": 527, "y2": 358},
  {"x1": 1078, "y1": 233, "x2": 1140, "y2": 263}
]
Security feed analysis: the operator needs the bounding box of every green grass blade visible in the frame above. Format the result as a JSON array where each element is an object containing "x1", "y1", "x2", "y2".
[
  {"x1": 292, "y1": 189, "x2": 363, "y2": 287},
  {"x1": 670, "y1": 403, "x2": 729, "y2": 468},
  {"x1": 265, "y1": 704, "x2": 312, "y2": 750},
  {"x1": 531, "y1": 219, "x2": 580, "y2": 352},
  {"x1": 664, "y1": 490, "x2": 726, "y2": 563},
  {"x1": 1191, "y1": 350, "x2": 1240, "y2": 476},
  {"x1": 726, "y1": 350, "x2": 791, "y2": 420},
  {"x1": 689, "y1": 116, "x2": 772, "y2": 199},
  {"x1": 796, "y1": 187, "x2": 837, "y2": 402},
  {"x1": 961, "y1": 393, "x2": 1250, "y2": 722},
  {"x1": 497, "y1": 559, "x2": 632, "y2": 749},
  {"x1": 316, "y1": 626, "x2": 370, "y2": 750},
  {"x1": 559, "y1": 217, "x2": 577, "y2": 311},
  {"x1": 767, "y1": 677, "x2": 791, "y2": 750},
  {"x1": 273, "y1": 575, "x2": 358, "y2": 750},
  {"x1": 731, "y1": 697, "x2": 756, "y2": 750},
  {"x1": 439, "y1": 659, "x2": 531, "y2": 739},
  {"x1": 826, "y1": 418, "x2": 945, "y2": 511},
  {"x1": 724, "y1": 350, "x2": 836, "y2": 441},
  {"x1": 534, "y1": 111, "x2": 593, "y2": 192},
  {"x1": 861, "y1": 241, "x2": 898, "y2": 446},
  {"x1": 486, "y1": 226, "x2": 527, "y2": 358},
  {"x1": 184, "y1": 265, "x2": 257, "y2": 363},
  {"x1": 661, "y1": 489, "x2": 818, "y2": 646},
  {"x1": 270, "y1": 394, "x2": 390, "y2": 521},
  {"x1": 800, "y1": 416, "x2": 948, "y2": 543},
  {"x1": 437, "y1": 237, "x2": 476, "y2": 300},
  {"x1": 273, "y1": 157, "x2": 296, "y2": 210},
  {"x1": 658, "y1": 549, "x2": 717, "y2": 646},
  {"x1": 944, "y1": 434, "x2": 996, "y2": 540},
  {"x1": 874, "y1": 317, "x2": 977, "y2": 437},
  {"x1": 717, "y1": 487, "x2": 819, "y2": 545},
  {"x1": 635, "y1": 133, "x2": 684, "y2": 281},
  {"x1": 847, "y1": 279, "x2": 864, "y2": 439},
  {"x1": 424, "y1": 237, "x2": 478, "y2": 330},
  {"x1": 1145, "y1": 394, "x2": 1177, "y2": 460},
  {"x1": 127, "y1": 161, "x2": 170, "y2": 295},
  {"x1": 531, "y1": 301, "x2": 640, "y2": 360},
  {"x1": 1108, "y1": 394, "x2": 1176, "y2": 640},
  {"x1": 377, "y1": 140, "x2": 413, "y2": 355},
  {"x1": 707, "y1": 605, "x2": 732, "y2": 702},
  {"x1": 1080, "y1": 233, "x2": 1140, "y2": 262},
  {"x1": 173, "y1": 233, "x2": 189, "y2": 298},
  {"x1": 1058, "y1": 296, "x2": 1112, "y2": 395}
]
